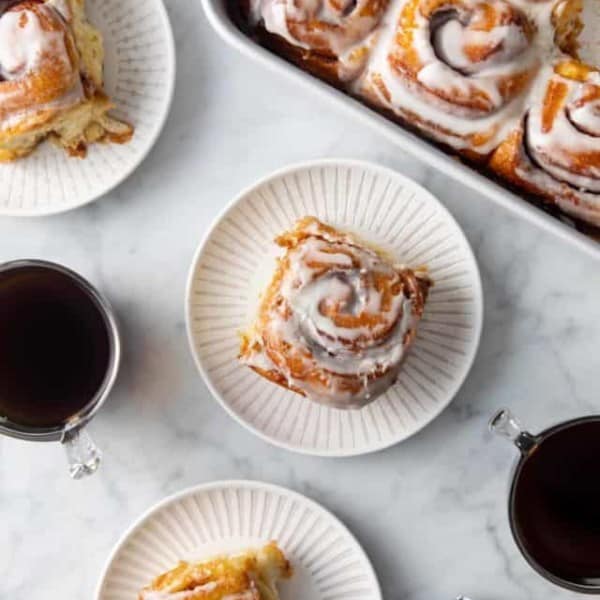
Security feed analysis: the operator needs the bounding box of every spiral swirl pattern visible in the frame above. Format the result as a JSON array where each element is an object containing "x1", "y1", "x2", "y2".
[
  {"x1": 249, "y1": 0, "x2": 390, "y2": 79},
  {"x1": 237, "y1": 0, "x2": 600, "y2": 227},
  {"x1": 362, "y1": 0, "x2": 538, "y2": 153},
  {"x1": 524, "y1": 61, "x2": 600, "y2": 193},
  {"x1": 403, "y1": 0, "x2": 534, "y2": 114},
  {"x1": 488, "y1": 60, "x2": 600, "y2": 226},
  {"x1": 240, "y1": 217, "x2": 430, "y2": 409},
  {"x1": 0, "y1": 1, "x2": 82, "y2": 130},
  {"x1": 250, "y1": 0, "x2": 389, "y2": 54}
]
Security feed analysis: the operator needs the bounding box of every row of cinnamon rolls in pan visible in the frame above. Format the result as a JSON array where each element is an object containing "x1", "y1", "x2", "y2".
[{"x1": 237, "y1": 0, "x2": 600, "y2": 228}]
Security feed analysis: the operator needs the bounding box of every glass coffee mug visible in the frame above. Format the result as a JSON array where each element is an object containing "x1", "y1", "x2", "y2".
[
  {"x1": 0, "y1": 260, "x2": 120, "y2": 479},
  {"x1": 491, "y1": 409, "x2": 600, "y2": 593}
]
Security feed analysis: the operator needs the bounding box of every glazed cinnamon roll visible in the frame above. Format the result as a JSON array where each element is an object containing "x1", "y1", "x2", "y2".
[
  {"x1": 0, "y1": 0, "x2": 133, "y2": 162},
  {"x1": 241, "y1": 0, "x2": 390, "y2": 82},
  {"x1": 240, "y1": 217, "x2": 431, "y2": 410},
  {"x1": 490, "y1": 60, "x2": 600, "y2": 226},
  {"x1": 138, "y1": 542, "x2": 291, "y2": 600},
  {"x1": 231, "y1": 0, "x2": 600, "y2": 230},
  {"x1": 359, "y1": 0, "x2": 540, "y2": 156}
]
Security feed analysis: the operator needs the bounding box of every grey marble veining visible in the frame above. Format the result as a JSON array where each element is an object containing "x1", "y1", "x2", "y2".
[{"x1": 1, "y1": 1, "x2": 598, "y2": 598}]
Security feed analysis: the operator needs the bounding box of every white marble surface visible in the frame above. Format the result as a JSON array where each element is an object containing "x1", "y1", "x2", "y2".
[{"x1": 1, "y1": 1, "x2": 599, "y2": 598}]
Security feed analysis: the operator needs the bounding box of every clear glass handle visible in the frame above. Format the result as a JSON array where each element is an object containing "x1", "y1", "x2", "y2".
[
  {"x1": 489, "y1": 409, "x2": 537, "y2": 454},
  {"x1": 62, "y1": 427, "x2": 101, "y2": 479}
]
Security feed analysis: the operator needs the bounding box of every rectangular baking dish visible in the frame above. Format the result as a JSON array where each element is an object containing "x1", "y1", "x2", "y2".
[{"x1": 202, "y1": 0, "x2": 600, "y2": 260}]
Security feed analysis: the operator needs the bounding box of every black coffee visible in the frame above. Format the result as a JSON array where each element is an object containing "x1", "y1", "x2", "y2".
[
  {"x1": 0, "y1": 265, "x2": 111, "y2": 428},
  {"x1": 512, "y1": 419, "x2": 600, "y2": 587}
]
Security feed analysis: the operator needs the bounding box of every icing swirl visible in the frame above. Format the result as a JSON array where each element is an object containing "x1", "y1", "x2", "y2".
[
  {"x1": 249, "y1": 0, "x2": 390, "y2": 78},
  {"x1": 0, "y1": 1, "x2": 82, "y2": 131},
  {"x1": 240, "y1": 217, "x2": 430, "y2": 409},
  {"x1": 361, "y1": 0, "x2": 539, "y2": 153},
  {"x1": 513, "y1": 60, "x2": 600, "y2": 223},
  {"x1": 524, "y1": 61, "x2": 600, "y2": 191}
]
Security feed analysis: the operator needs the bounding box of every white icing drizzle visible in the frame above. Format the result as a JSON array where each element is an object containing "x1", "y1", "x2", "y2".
[
  {"x1": 140, "y1": 544, "x2": 288, "y2": 600},
  {"x1": 569, "y1": 100, "x2": 600, "y2": 136},
  {"x1": 435, "y1": 22, "x2": 526, "y2": 75},
  {"x1": 0, "y1": 9, "x2": 62, "y2": 79},
  {"x1": 249, "y1": 0, "x2": 387, "y2": 79},
  {"x1": 514, "y1": 62, "x2": 600, "y2": 222},
  {"x1": 0, "y1": 2, "x2": 83, "y2": 131},
  {"x1": 250, "y1": 0, "x2": 600, "y2": 220},
  {"x1": 250, "y1": 0, "x2": 378, "y2": 54},
  {"x1": 249, "y1": 0, "x2": 569, "y2": 154},
  {"x1": 251, "y1": 0, "x2": 295, "y2": 44},
  {"x1": 357, "y1": 0, "x2": 547, "y2": 152},
  {"x1": 242, "y1": 222, "x2": 426, "y2": 409}
]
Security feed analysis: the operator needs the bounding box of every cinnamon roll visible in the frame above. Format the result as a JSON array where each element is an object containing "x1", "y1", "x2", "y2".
[
  {"x1": 232, "y1": 0, "x2": 600, "y2": 230},
  {"x1": 490, "y1": 60, "x2": 600, "y2": 226},
  {"x1": 241, "y1": 0, "x2": 390, "y2": 82},
  {"x1": 240, "y1": 217, "x2": 431, "y2": 410},
  {"x1": 359, "y1": 0, "x2": 540, "y2": 156},
  {"x1": 138, "y1": 542, "x2": 292, "y2": 600},
  {"x1": 0, "y1": 0, "x2": 133, "y2": 162}
]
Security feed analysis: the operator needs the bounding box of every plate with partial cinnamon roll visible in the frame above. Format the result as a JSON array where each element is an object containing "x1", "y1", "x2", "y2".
[
  {"x1": 203, "y1": 0, "x2": 600, "y2": 257},
  {"x1": 186, "y1": 160, "x2": 483, "y2": 455},
  {"x1": 96, "y1": 480, "x2": 381, "y2": 600},
  {"x1": 0, "y1": 0, "x2": 174, "y2": 216}
]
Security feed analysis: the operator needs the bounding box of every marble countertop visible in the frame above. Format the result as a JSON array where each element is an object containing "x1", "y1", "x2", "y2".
[{"x1": 2, "y1": 1, "x2": 599, "y2": 598}]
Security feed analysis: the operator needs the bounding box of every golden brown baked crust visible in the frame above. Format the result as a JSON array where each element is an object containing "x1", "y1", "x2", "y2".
[
  {"x1": 0, "y1": 0, "x2": 133, "y2": 162},
  {"x1": 490, "y1": 59, "x2": 600, "y2": 226},
  {"x1": 361, "y1": 0, "x2": 541, "y2": 159},
  {"x1": 239, "y1": 217, "x2": 431, "y2": 410},
  {"x1": 138, "y1": 542, "x2": 292, "y2": 600},
  {"x1": 237, "y1": 0, "x2": 390, "y2": 84},
  {"x1": 552, "y1": 0, "x2": 583, "y2": 56},
  {"x1": 234, "y1": 0, "x2": 600, "y2": 228}
]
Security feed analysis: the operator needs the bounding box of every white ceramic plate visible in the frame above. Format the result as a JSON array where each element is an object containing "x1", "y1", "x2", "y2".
[
  {"x1": 0, "y1": 0, "x2": 175, "y2": 216},
  {"x1": 186, "y1": 160, "x2": 483, "y2": 456},
  {"x1": 96, "y1": 480, "x2": 382, "y2": 600}
]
